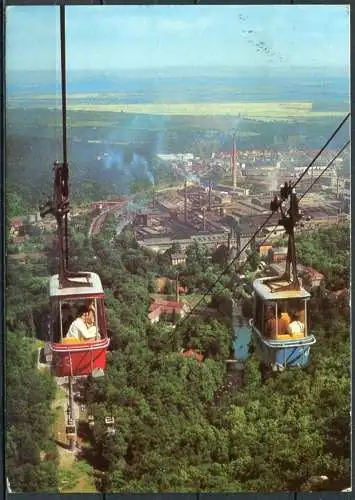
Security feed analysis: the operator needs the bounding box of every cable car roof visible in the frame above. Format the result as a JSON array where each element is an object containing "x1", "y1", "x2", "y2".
[
  {"x1": 253, "y1": 277, "x2": 311, "y2": 300},
  {"x1": 49, "y1": 272, "x2": 104, "y2": 298}
]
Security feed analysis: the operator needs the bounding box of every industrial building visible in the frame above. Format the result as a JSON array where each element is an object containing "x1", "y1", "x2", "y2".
[{"x1": 132, "y1": 135, "x2": 349, "y2": 262}]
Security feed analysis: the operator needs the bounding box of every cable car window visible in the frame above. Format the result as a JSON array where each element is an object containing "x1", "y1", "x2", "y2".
[
  {"x1": 84, "y1": 299, "x2": 98, "y2": 337},
  {"x1": 255, "y1": 295, "x2": 263, "y2": 332},
  {"x1": 97, "y1": 299, "x2": 106, "y2": 339},
  {"x1": 303, "y1": 299, "x2": 308, "y2": 336},
  {"x1": 263, "y1": 302, "x2": 277, "y2": 338},
  {"x1": 51, "y1": 300, "x2": 61, "y2": 343},
  {"x1": 58, "y1": 298, "x2": 100, "y2": 341},
  {"x1": 58, "y1": 300, "x2": 76, "y2": 340},
  {"x1": 288, "y1": 298, "x2": 305, "y2": 323},
  {"x1": 286, "y1": 298, "x2": 306, "y2": 337}
]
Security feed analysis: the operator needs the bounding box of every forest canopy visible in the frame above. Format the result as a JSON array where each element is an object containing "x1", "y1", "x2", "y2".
[{"x1": 6, "y1": 202, "x2": 350, "y2": 492}]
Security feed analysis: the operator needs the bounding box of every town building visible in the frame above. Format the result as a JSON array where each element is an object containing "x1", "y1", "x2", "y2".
[{"x1": 148, "y1": 299, "x2": 187, "y2": 324}]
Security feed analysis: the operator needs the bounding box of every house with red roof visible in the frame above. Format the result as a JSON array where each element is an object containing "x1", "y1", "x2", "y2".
[
  {"x1": 298, "y1": 266, "x2": 324, "y2": 289},
  {"x1": 180, "y1": 348, "x2": 204, "y2": 363},
  {"x1": 10, "y1": 216, "x2": 26, "y2": 236},
  {"x1": 148, "y1": 299, "x2": 187, "y2": 324}
]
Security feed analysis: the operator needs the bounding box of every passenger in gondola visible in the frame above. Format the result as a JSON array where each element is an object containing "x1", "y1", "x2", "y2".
[
  {"x1": 84, "y1": 299, "x2": 96, "y2": 327},
  {"x1": 265, "y1": 306, "x2": 276, "y2": 338},
  {"x1": 287, "y1": 311, "x2": 305, "y2": 336},
  {"x1": 265, "y1": 306, "x2": 289, "y2": 338},
  {"x1": 66, "y1": 306, "x2": 97, "y2": 341},
  {"x1": 278, "y1": 304, "x2": 291, "y2": 326},
  {"x1": 276, "y1": 308, "x2": 289, "y2": 336}
]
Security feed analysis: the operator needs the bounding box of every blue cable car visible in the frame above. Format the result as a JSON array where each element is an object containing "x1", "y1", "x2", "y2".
[
  {"x1": 250, "y1": 183, "x2": 316, "y2": 371},
  {"x1": 250, "y1": 277, "x2": 316, "y2": 371}
]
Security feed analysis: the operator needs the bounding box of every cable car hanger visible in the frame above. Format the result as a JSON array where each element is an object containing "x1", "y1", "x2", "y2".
[
  {"x1": 223, "y1": 138, "x2": 350, "y2": 299},
  {"x1": 40, "y1": 6, "x2": 88, "y2": 289},
  {"x1": 268, "y1": 183, "x2": 301, "y2": 291}
]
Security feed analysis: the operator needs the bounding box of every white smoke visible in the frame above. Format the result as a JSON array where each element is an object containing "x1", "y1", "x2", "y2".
[{"x1": 268, "y1": 168, "x2": 279, "y2": 192}]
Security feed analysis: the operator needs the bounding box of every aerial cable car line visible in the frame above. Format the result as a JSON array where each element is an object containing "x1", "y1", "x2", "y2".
[
  {"x1": 175, "y1": 136, "x2": 350, "y2": 337},
  {"x1": 173, "y1": 115, "x2": 350, "y2": 338},
  {"x1": 40, "y1": 5, "x2": 110, "y2": 449},
  {"x1": 298, "y1": 140, "x2": 350, "y2": 203},
  {"x1": 60, "y1": 5, "x2": 69, "y2": 271},
  {"x1": 171, "y1": 221, "x2": 282, "y2": 347},
  {"x1": 175, "y1": 136, "x2": 350, "y2": 370},
  {"x1": 291, "y1": 112, "x2": 350, "y2": 190},
  {"x1": 227, "y1": 139, "x2": 350, "y2": 293}
]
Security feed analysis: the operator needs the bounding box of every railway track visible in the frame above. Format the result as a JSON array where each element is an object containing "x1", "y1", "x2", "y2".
[{"x1": 88, "y1": 202, "x2": 126, "y2": 237}]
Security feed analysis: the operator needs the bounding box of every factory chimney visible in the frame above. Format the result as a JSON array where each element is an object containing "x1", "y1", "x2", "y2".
[
  {"x1": 152, "y1": 187, "x2": 156, "y2": 208},
  {"x1": 208, "y1": 179, "x2": 212, "y2": 211},
  {"x1": 232, "y1": 134, "x2": 237, "y2": 191},
  {"x1": 184, "y1": 180, "x2": 188, "y2": 222}
]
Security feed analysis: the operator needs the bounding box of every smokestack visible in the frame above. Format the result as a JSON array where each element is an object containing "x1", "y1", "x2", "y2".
[
  {"x1": 232, "y1": 134, "x2": 237, "y2": 191},
  {"x1": 184, "y1": 180, "x2": 188, "y2": 222},
  {"x1": 208, "y1": 179, "x2": 212, "y2": 211},
  {"x1": 202, "y1": 208, "x2": 206, "y2": 231},
  {"x1": 153, "y1": 187, "x2": 156, "y2": 208}
]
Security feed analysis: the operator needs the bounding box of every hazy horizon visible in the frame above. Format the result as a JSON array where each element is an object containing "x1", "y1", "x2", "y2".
[{"x1": 6, "y1": 5, "x2": 350, "y2": 73}]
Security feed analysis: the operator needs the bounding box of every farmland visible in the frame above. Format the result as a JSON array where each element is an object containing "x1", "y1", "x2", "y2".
[
  {"x1": 7, "y1": 97, "x2": 347, "y2": 121},
  {"x1": 61, "y1": 101, "x2": 346, "y2": 120}
]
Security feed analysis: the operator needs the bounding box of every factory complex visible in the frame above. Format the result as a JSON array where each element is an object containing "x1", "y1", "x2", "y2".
[{"x1": 132, "y1": 175, "x2": 348, "y2": 261}]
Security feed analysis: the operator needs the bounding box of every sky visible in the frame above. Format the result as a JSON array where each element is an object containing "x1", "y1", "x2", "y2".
[{"x1": 6, "y1": 5, "x2": 350, "y2": 74}]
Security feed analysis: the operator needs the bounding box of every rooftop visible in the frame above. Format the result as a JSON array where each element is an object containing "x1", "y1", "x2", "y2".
[
  {"x1": 253, "y1": 277, "x2": 310, "y2": 300},
  {"x1": 299, "y1": 266, "x2": 324, "y2": 280},
  {"x1": 149, "y1": 299, "x2": 183, "y2": 313},
  {"x1": 180, "y1": 349, "x2": 204, "y2": 363},
  {"x1": 49, "y1": 272, "x2": 104, "y2": 298},
  {"x1": 11, "y1": 216, "x2": 25, "y2": 226}
]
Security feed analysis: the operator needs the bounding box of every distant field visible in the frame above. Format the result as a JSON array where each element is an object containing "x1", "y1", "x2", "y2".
[{"x1": 51, "y1": 101, "x2": 346, "y2": 120}]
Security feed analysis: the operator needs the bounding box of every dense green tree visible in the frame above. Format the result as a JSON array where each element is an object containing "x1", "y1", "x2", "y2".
[{"x1": 6, "y1": 332, "x2": 58, "y2": 491}]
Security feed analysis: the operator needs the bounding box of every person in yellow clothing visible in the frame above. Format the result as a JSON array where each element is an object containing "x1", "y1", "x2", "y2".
[{"x1": 278, "y1": 304, "x2": 291, "y2": 326}]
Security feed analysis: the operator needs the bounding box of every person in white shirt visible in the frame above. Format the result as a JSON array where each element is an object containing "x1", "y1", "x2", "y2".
[
  {"x1": 287, "y1": 311, "x2": 305, "y2": 336},
  {"x1": 66, "y1": 306, "x2": 97, "y2": 340}
]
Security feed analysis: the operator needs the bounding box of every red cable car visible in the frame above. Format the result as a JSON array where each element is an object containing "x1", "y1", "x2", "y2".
[{"x1": 49, "y1": 272, "x2": 110, "y2": 377}]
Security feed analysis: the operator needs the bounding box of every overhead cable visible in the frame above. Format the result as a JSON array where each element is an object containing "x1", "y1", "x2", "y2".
[{"x1": 174, "y1": 116, "x2": 350, "y2": 335}]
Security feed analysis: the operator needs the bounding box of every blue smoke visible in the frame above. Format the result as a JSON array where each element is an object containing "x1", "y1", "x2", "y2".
[
  {"x1": 101, "y1": 149, "x2": 155, "y2": 190},
  {"x1": 132, "y1": 152, "x2": 155, "y2": 186}
]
